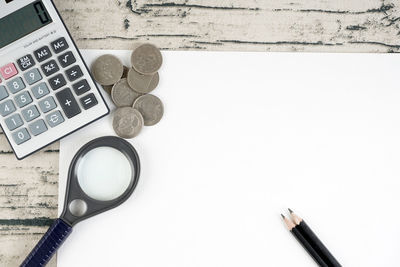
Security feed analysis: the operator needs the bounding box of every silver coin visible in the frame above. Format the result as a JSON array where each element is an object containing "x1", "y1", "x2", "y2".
[
  {"x1": 133, "y1": 94, "x2": 164, "y2": 126},
  {"x1": 127, "y1": 68, "x2": 159, "y2": 94},
  {"x1": 131, "y1": 43, "x2": 163, "y2": 75},
  {"x1": 113, "y1": 107, "x2": 144, "y2": 139},
  {"x1": 111, "y1": 78, "x2": 141, "y2": 107},
  {"x1": 91, "y1": 55, "x2": 123, "y2": 86}
]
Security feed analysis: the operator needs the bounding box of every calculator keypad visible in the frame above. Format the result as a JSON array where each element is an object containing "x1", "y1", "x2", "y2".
[
  {"x1": 0, "y1": 37, "x2": 101, "y2": 150},
  {"x1": 41, "y1": 60, "x2": 59, "y2": 77},
  {"x1": 17, "y1": 55, "x2": 35, "y2": 71},
  {"x1": 49, "y1": 73, "x2": 66, "y2": 90},
  {"x1": 34, "y1": 46, "x2": 52, "y2": 62},
  {"x1": 23, "y1": 68, "x2": 42, "y2": 85},
  {"x1": 7, "y1": 77, "x2": 25, "y2": 94},
  {"x1": 58, "y1": 51, "x2": 76, "y2": 68},
  {"x1": 55, "y1": 88, "x2": 81, "y2": 118}
]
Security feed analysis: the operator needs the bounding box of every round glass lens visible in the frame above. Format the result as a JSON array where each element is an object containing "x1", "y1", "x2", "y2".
[{"x1": 77, "y1": 147, "x2": 133, "y2": 201}]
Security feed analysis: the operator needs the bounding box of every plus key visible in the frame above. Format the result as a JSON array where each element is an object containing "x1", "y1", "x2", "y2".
[{"x1": 55, "y1": 88, "x2": 81, "y2": 118}]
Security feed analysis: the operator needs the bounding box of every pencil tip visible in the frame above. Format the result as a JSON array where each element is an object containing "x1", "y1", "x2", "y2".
[
  {"x1": 281, "y1": 214, "x2": 285, "y2": 219},
  {"x1": 288, "y1": 208, "x2": 293, "y2": 213}
]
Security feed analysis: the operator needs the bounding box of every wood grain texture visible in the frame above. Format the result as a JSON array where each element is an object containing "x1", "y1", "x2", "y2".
[{"x1": 1, "y1": 0, "x2": 399, "y2": 266}]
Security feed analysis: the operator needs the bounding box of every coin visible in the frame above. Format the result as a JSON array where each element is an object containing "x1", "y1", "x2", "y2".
[
  {"x1": 111, "y1": 78, "x2": 141, "y2": 107},
  {"x1": 102, "y1": 85, "x2": 113, "y2": 95},
  {"x1": 127, "y1": 68, "x2": 159, "y2": 94},
  {"x1": 91, "y1": 55, "x2": 123, "y2": 86},
  {"x1": 131, "y1": 43, "x2": 163, "y2": 75},
  {"x1": 113, "y1": 107, "x2": 144, "y2": 139},
  {"x1": 133, "y1": 94, "x2": 164, "y2": 126},
  {"x1": 122, "y1": 65, "x2": 129, "y2": 79}
]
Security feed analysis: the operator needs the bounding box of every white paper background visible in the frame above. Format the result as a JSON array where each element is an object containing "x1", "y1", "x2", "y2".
[{"x1": 59, "y1": 50, "x2": 400, "y2": 267}]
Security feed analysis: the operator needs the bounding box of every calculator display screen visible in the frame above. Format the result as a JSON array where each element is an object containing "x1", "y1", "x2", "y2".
[{"x1": 0, "y1": 0, "x2": 53, "y2": 49}]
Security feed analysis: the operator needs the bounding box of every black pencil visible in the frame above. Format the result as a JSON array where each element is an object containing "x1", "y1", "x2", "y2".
[
  {"x1": 282, "y1": 214, "x2": 329, "y2": 267},
  {"x1": 288, "y1": 209, "x2": 342, "y2": 267}
]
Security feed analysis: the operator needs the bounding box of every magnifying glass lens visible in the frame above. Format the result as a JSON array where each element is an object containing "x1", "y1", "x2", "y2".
[{"x1": 77, "y1": 147, "x2": 133, "y2": 201}]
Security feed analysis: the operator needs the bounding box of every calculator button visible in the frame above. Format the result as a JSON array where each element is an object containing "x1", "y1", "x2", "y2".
[
  {"x1": 5, "y1": 114, "x2": 23, "y2": 131},
  {"x1": 51, "y1": 37, "x2": 69, "y2": 54},
  {"x1": 65, "y1": 65, "x2": 83, "y2": 82},
  {"x1": 29, "y1": 119, "x2": 48, "y2": 136},
  {"x1": 34, "y1": 46, "x2": 52, "y2": 62},
  {"x1": 72, "y1": 79, "x2": 90, "y2": 96},
  {"x1": 0, "y1": 85, "x2": 8, "y2": 101},
  {"x1": 23, "y1": 68, "x2": 42, "y2": 85},
  {"x1": 21, "y1": 105, "x2": 40, "y2": 122},
  {"x1": 14, "y1": 91, "x2": 32, "y2": 108},
  {"x1": 49, "y1": 74, "x2": 66, "y2": 90},
  {"x1": 39, "y1": 96, "x2": 57, "y2": 113},
  {"x1": 7, "y1": 77, "x2": 25, "y2": 94},
  {"x1": 80, "y1": 93, "x2": 98, "y2": 110},
  {"x1": 0, "y1": 63, "x2": 18, "y2": 80},
  {"x1": 58, "y1": 51, "x2": 76, "y2": 68},
  {"x1": 46, "y1": 110, "x2": 64, "y2": 128},
  {"x1": 17, "y1": 54, "x2": 35, "y2": 71},
  {"x1": 55, "y1": 88, "x2": 81, "y2": 118},
  {"x1": 0, "y1": 100, "x2": 16, "y2": 117},
  {"x1": 31, "y1": 82, "x2": 50, "y2": 99},
  {"x1": 12, "y1": 128, "x2": 30, "y2": 145},
  {"x1": 41, "y1": 60, "x2": 60, "y2": 77}
]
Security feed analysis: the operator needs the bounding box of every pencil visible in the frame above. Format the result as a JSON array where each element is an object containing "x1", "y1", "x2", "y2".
[
  {"x1": 288, "y1": 209, "x2": 342, "y2": 267},
  {"x1": 281, "y1": 214, "x2": 329, "y2": 267}
]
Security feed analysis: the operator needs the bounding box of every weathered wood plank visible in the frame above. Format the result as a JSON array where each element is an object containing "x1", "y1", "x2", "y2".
[
  {"x1": 55, "y1": 0, "x2": 400, "y2": 52},
  {"x1": 1, "y1": 0, "x2": 400, "y2": 266}
]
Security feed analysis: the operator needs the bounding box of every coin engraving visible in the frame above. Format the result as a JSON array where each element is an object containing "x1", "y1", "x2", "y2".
[
  {"x1": 113, "y1": 107, "x2": 144, "y2": 138},
  {"x1": 111, "y1": 78, "x2": 141, "y2": 107},
  {"x1": 133, "y1": 94, "x2": 164, "y2": 126},
  {"x1": 91, "y1": 55, "x2": 123, "y2": 86},
  {"x1": 127, "y1": 68, "x2": 159, "y2": 94},
  {"x1": 131, "y1": 44, "x2": 163, "y2": 75}
]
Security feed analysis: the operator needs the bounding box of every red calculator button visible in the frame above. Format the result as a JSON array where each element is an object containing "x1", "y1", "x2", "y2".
[{"x1": 0, "y1": 63, "x2": 18, "y2": 80}]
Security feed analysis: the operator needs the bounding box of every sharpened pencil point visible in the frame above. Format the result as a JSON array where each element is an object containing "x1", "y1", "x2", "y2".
[
  {"x1": 281, "y1": 214, "x2": 285, "y2": 219},
  {"x1": 288, "y1": 208, "x2": 293, "y2": 214}
]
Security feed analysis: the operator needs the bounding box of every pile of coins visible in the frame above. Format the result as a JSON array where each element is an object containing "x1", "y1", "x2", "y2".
[{"x1": 91, "y1": 43, "x2": 164, "y2": 139}]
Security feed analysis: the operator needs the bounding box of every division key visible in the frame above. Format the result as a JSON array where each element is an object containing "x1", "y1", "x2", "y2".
[{"x1": 55, "y1": 88, "x2": 81, "y2": 118}]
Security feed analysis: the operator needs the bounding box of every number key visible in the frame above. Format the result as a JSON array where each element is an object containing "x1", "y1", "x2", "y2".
[
  {"x1": 39, "y1": 96, "x2": 57, "y2": 113},
  {"x1": 6, "y1": 77, "x2": 25, "y2": 94},
  {"x1": 5, "y1": 114, "x2": 23, "y2": 131},
  {"x1": 31, "y1": 82, "x2": 50, "y2": 99},
  {"x1": 14, "y1": 91, "x2": 32, "y2": 108},
  {"x1": 23, "y1": 68, "x2": 42, "y2": 85},
  {"x1": 21, "y1": 105, "x2": 40, "y2": 122},
  {"x1": 12, "y1": 128, "x2": 30, "y2": 145},
  {"x1": 0, "y1": 100, "x2": 16, "y2": 117},
  {"x1": 0, "y1": 85, "x2": 8, "y2": 101}
]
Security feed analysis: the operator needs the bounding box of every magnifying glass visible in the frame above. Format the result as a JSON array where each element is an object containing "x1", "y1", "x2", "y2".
[{"x1": 20, "y1": 136, "x2": 140, "y2": 267}]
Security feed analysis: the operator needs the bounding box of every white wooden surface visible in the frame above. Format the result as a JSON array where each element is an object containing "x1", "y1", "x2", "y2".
[{"x1": 1, "y1": 0, "x2": 399, "y2": 266}]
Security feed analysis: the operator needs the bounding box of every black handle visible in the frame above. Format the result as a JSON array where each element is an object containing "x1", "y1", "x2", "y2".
[{"x1": 20, "y1": 218, "x2": 72, "y2": 267}]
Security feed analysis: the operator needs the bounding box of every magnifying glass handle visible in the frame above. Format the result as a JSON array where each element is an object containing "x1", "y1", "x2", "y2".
[{"x1": 20, "y1": 218, "x2": 72, "y2": 267}]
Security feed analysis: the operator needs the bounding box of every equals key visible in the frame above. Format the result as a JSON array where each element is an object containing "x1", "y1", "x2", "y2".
[{"x1": 80, "y1": 93, "x2": 98, "y2": 110}]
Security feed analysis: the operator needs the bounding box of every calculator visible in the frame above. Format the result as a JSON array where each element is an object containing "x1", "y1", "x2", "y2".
[{"x1": 0, "y1": 0, "x2": 109, "y2": 159}]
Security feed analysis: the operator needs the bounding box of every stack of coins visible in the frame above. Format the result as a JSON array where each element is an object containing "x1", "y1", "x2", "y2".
[{"x1": 91, "y1": 43, "x2": 164, "y2": 139}]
